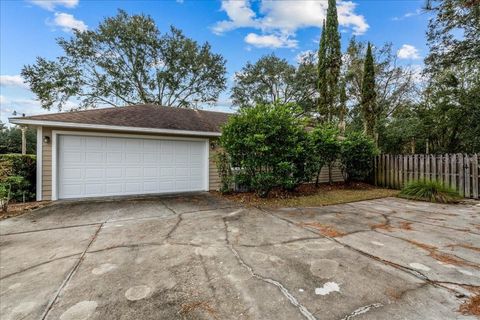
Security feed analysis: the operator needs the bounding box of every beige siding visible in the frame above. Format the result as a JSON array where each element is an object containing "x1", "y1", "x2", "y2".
[
  {"x1": 315, "y1": 164, "x2": 344, "y2": 183},
  {"x1": 42, "y1": 127, "x2": 52, "y2": 200},
  {"x1": 209, "y1": 143, "x2": 220, "y2": 191}
]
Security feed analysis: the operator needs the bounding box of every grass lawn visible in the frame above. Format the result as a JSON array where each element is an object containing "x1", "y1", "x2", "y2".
[{"x1": 220, "y1": 183, "x2": 399, "y2": 208}]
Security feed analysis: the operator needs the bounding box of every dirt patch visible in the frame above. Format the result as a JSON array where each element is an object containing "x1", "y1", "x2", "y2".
[
  {"x1": 298, "y1": 222, "x2": 346, "y2": 237},
  {"x1": 180, "y1": 300, "x2": 219, "y2": 319},
  {"x1": 370, "y1": 222, "x2": 394, "y2": 232},
  {"x1": 0, "y1": 201, "x2": 50, "y2": 220},
  {"x1": 407, "y1": 240, "x2": 479, "y2": 269},
  {"x1": 459, "y1": 294, "x2": 480, "y2": 316},
  {"x1": 219, "y1": 183, "x2": 399, "y2": 208},
  {"x1": 398, "y1": 221, "x2": 413, "y2": 230}
]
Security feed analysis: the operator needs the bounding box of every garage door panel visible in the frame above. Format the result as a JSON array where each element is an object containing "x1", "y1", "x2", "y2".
[
  {"x1": 85, "y1": 168, "x2": 104, "y2": 179},
  {"x1": 106, "y1": 168, "x2": 122, "y2": 178},
  {"x1": 62, "y1": 168, "x2": 82, "y2": 180},
  {"x1": 58, "y1": 135, "x2": 207, "y2": 199},
  {"x1": 107, "y1": 152, "x2": 122, "y2": 163}
]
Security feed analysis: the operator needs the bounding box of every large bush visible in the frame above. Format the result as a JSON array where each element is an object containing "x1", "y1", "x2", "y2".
[
  {"x1": 220, "y1": 103, "x2": 314, "y2": 197},
  {"x1": 0, "y1": 154, "x2": 36, "y2": 202},
  {"x1": 340, "y1": 132, "x2": 377, "y2": 182}
]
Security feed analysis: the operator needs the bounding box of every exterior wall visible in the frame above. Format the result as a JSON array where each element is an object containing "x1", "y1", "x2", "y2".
[
  {"x1": 208, "y1": 142, "x2": 221, "y2": 191},
  {"x1": 315, "y1": 164, "x2": 344, "y2": 183},
  {"x1": 42, "y1": 127, "x2": 53, "y2": 200},
  {"x1": 39, "y1": 126, "x2": 221, "y2": 200}
]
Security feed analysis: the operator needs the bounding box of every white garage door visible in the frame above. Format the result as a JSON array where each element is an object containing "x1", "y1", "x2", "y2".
[{"x1": 57, "y1": 135, "x2": 207, "y2": 199}]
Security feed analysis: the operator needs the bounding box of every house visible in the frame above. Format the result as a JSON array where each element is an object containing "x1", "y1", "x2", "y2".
[{"x1": 9, "y1": 104, "x2": 230, "y2": 201}]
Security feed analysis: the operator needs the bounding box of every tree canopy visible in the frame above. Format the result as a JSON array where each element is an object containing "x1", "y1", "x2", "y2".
[
  {"x1": 22, "y1": 10, "x2": 227, "y2": 110},
  {"x1": 231, "y1": 54, "x2": 317, "y2": 114}
]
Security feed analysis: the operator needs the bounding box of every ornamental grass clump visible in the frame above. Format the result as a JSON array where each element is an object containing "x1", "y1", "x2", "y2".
[{"x1": 399, "y1": 180, "x2": 461, "y2": 204}]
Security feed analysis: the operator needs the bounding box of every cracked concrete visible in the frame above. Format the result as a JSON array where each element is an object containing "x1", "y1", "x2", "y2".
[{"x1": 1, "y1": 193, "x2": 479, "y2": 319}]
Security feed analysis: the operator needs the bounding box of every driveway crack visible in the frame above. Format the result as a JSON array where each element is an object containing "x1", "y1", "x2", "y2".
[
  {"x1": 40, "y1": 221, "x2": 104, "y2": 320},
  {"x1": 223, "y1": 215, "x2": 317, "y2": 320},
  {"x1": 338, "y1": 303, "x2": 383, "y2": 320}
]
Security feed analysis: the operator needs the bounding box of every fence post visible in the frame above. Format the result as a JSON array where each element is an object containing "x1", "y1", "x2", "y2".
[
  {"x1": 413, "y1": 155, "x2": 419, "y2": 181},
  {"x1": 403, "y1": 155, "x2": 408, "y2": 186},
  {"x1": 464, "y1": 154, "x2": 470, "y2": 198},
  {"x1": 447, "y1": 154, "x2": 452, "y2": 188},
  {"x1": 472, "y1": 154, "x2": 478, "y2": 199}
]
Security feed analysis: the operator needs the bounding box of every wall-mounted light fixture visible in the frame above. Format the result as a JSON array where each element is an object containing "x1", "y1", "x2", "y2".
[
  {"x1": 210, "y1": 141, "x2": 217, "y2": 150},
  {"x1": 43, "y1": 136, "x2": 50, "y2": 144}
]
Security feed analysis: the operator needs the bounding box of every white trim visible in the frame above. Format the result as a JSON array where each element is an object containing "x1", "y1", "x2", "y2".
[
  {"x1": 36, "y1": 126, "x2": 43, "y2": 201},
  {"x1": 51, "y1": 130, "x2": 210, "y2": 200},
  {"x1": 205, "y1": 140, "x2": 210, "y2": 191},
  {"x1": 9, "y1": 119, "x2": 221, "y2": 137},
  {"x1": 52, "y1": 132, "x2": 57, "y2": 200}
]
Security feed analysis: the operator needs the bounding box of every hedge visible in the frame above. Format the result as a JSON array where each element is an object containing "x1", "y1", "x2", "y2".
[{"x1": 0, "y1": 154, "x2": 36, "y2": 202}]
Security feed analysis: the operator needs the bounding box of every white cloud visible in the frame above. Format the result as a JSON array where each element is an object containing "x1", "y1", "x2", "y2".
[
  {"x1": 393, "y1": 8, "x2": 421, "y2": 21},
  {"x1": 52, "y1": 12, "x2": 87, "y2": 32},
  {"x1": 29, "y1": 0, "x2": 78, "y2": 11},
  {"x1": 213, "y1": 0, "x2": 369, "y2": 47},
  {"x1": 0, "y1": 75, "x2": 28, "y2": 89},
  {"x1": 244, "y1": 33, "x2": 297, "y2": 48},
  {"x1": 397, "y1": 44, "x2": 421, "y2": 60}
]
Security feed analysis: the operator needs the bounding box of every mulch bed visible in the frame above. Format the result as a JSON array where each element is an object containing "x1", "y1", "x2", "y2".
[{"x1": 0, "y1": 201, "x2": 50, "y2": 220}]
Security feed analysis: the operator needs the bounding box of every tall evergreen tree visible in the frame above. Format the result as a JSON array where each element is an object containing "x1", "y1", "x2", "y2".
[
  {"x1": 360, "y1": 42, "x2": 377, "y2": 140},
  {"x1": 317, "y1": 20, "x2": 328, "y2": 120},
  {"x1": 317, "y1": 0, "x2": 342, "y2": 122}
]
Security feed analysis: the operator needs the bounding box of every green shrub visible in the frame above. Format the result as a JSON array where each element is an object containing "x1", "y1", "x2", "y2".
[
  {"x1": 220, "y1": 103, "x2": 315, "y2": 197},
  {"x1": 0, "y1": 154, "x2": 36, "y2": 202},
  {"x1": 215, "y1": 151, "x2": 233, "y2": 194},
  {"x1": 399, "y1": 180, "x2": 461, "y2": 203},
  {"x1": 340, "y1": 132, "x2": 378, "y2": 182}
]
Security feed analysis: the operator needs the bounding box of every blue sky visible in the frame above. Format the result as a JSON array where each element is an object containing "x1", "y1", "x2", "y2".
[{"x1": 0, "y1": 0, "x2": 430, "y2": 124}]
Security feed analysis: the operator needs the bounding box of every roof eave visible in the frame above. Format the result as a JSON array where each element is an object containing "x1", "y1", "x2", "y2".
[{"x1": 9, "y1": 118, "x2": 222, "y2": 137}]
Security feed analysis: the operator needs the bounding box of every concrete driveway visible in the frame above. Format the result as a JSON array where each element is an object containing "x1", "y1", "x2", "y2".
[{"x1": 1, "y1": 194, "x2": 479, "y2": 320}]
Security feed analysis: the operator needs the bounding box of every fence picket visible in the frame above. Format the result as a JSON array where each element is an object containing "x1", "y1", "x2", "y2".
[
  {"x1": 426, "y1": 155, "x2": 431, "y2": 181},
  {"x1": 403, "y1": 155, "x2": 407, "y2": 186},
  {"x1": 430, "y1": 155, "x2": 437, "y2": 181},
  {"x1": 458, "y1": 154, "x2": 464, "y2": 197},
  {"x1": 420, "y1": 155, "x2": 425, "y2": 181},
  {"x1": 464, "y1": 154, "x2": 470, "y2": 198},
  {"x1": 472, "y1": 154, "x2": 478, "y2": 199},
  {"x1": 443, "y1": 153, "x2": 450, "y2": 186}
]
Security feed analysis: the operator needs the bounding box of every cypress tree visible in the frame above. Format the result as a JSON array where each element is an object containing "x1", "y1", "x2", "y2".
[
  {"x1": 318, "y1": 20, "x2": 328, "y2": 120},
  {"x1": 318, "y1": 0, "x2": 342, "y2": 122},
  {"x1": 361, "y1": 42, "x2": 377, "y2": 140}
]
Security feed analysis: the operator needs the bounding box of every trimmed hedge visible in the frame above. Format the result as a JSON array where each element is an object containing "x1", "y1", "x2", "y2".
[{"x1": 0, "y1": 154, "x2": 36, "y2": 202}]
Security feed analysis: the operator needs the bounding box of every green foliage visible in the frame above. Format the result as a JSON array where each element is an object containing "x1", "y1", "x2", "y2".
[
  {"x1": 220, "y1": 103, "x2": 314, "y2": 197},
  {"x1": 311, "y1": 124, "x2": 341, "y2": 185},
  {"x1": 399, "y1": 180, "x2": 461, "y2": 204},
  {"x1": 360, "y1": 43, "x2": 377, "y2": 140},
  {"x1": 425, "y1": 0, "x2": 479, "y2": 73},
  {"x1": 21, "y1": 10, "x2": 227, "y2": 110},
  {"x1": 215, "y1": 151, "x2": 233, "y2": 194},
  {"x1": 0, "y1": 154, "x2": 36, "y2": 202},
  {"x1": 318, "y1": 0, "x2": 342, "y2": 122},
  {"x1": 340, "y1": 132, "x2": 377, "y2": 182},
  {"x1": 0, "y1": 124, "x2": 36, "y2": 154},
  {"x1": 231, "y1": 54, "x2": 318, "y2": 115}
]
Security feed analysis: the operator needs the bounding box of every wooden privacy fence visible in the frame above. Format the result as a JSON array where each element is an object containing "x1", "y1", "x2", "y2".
[{"x1": 375, "y1": 154, "x2": 479, "y2": 199}]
